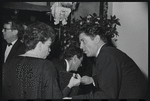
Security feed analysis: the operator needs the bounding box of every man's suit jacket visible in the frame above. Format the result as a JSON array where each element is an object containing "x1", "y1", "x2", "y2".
[
  {"x1": 51, "y1": 58, "x2": 79, "y2": 97},
  {"x1": 2, "y1": 39, "x2": 26, "y2": 64},
  {"x1": 77, "y1": 56, "x2": 95, "y2": 95},
  {"x1": 72, "y1": 44, "x2": 148, "y2": 99}
]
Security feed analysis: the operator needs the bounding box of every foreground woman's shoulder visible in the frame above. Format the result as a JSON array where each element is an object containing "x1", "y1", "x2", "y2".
[{"x1": 42, "y1": 59, "x2": 56, "y2": 68}]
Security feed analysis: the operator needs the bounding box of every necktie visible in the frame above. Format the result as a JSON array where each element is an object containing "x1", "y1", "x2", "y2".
[{"x1": 7, "y1": 43, "x2": 12, "y2": 46}]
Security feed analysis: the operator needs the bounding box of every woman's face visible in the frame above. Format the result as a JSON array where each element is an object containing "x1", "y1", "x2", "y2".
[{"x1": 40, "y1": 39, "x2": 52, "y2": 59}]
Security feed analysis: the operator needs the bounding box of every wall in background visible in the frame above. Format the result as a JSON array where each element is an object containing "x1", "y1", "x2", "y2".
[
  {"x1": 71, "y1": 2, "x2": 100, "y2": 20},
  {"x1": 110, "y1": 2, "x2": 148, "y2": 78},
  {"x1": 24, "y1": 2, "x2": 100, "y2": 21},
  {"x1": 25, "y1": 2, "x2": 47, "y2": 6}
]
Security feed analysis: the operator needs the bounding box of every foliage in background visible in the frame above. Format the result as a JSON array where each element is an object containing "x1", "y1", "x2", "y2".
[{"x1": 60, "y1": 13, "x2": 121, "y2": 52}]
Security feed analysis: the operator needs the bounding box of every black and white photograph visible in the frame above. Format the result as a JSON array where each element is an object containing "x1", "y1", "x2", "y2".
[{"x1": 1, "y1": 2, "x2": 148, "y2": 100}]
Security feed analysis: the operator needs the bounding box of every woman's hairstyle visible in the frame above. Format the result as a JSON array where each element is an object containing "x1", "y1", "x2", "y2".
[{"x1": 23, "y1": 21, "x2": 56, "y2": 52}]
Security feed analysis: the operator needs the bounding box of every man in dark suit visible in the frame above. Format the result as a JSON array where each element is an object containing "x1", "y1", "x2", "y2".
[
  {"x1": 2, "y1": 18, "x2": 26, "y2": 64},
  {"x1": 65, "y1": 17, "x2": 148, "y2": 99},
  {"x1": 77, "y1": 55, "x2": 95, "y2": 95},
  {"x1": 52, "y1": 46, "x2": 83, "y2": 97}
]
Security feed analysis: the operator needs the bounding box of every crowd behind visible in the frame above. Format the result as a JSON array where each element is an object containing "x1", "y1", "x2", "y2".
[{"x1": 2, "y1": 17, "x2": 148, "y2": 99}]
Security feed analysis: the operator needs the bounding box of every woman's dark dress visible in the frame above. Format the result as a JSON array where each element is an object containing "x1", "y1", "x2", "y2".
[{"x1": 2, "y1": 56, "x2": 62, "y2": 99}]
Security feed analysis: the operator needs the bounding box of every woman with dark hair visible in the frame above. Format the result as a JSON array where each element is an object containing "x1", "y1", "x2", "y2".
[{"x1": 2, "y1": 22, "x2": 80, "y2": 99}]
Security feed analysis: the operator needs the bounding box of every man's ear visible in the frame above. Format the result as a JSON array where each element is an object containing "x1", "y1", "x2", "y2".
[
  {"x1": 94, "y1": 35, "x2": 100, "y2": 43},
  {"x1": 12, "y1": 30, "x2": 18, "y2": 35}
]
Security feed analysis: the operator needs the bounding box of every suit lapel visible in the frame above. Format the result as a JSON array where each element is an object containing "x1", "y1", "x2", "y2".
[
  {"x1": 92, "y1": 44, "x2": 108, "y2": 88},
  {"x1": 6, "y1": 40, "x2": 19, "y2": 62},
  {"x1": 96, "y1": 44, "x2": 108, "y2": 62},
  {"x1": 60, "y1": 59, "x2": 67, "y2": 71},
  {"x1": 2, "y1": 40, "x2": 7, "y2": 63},
  {"x1": 93, "y1": 44, "x2": 108, "y2": 75}
]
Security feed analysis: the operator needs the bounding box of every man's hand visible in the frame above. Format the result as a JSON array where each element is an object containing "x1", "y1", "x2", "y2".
[
  {"x1": 81, "y1": 75, "x2": 94, "y2": 85},
  {"x1": 67, "y1": 73, "x2": 81, "y2": 88}
]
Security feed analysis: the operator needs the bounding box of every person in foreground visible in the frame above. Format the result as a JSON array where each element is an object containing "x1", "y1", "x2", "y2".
[
  {"x1": 64, "y1": 14, "x2": 148, "y2": 99},
  {"x1": 52, "y1": 45, "x2": 83, "y2": 97},
  {"x1": 2, "y1": 22, "x2": 80, "y2": 99}
]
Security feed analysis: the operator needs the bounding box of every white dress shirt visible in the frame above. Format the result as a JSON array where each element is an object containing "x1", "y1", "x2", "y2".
[
  {"x1": 4, "y1": 39, "x2": 17, "y2": 63},
  {"x1": 65, "y1": 59, "x2": 70, "y2": 72}
]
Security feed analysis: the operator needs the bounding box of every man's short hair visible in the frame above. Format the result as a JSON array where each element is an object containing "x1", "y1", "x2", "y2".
[{"x1": 62, "y1": 46, "x2": 83, "y2": 61}]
